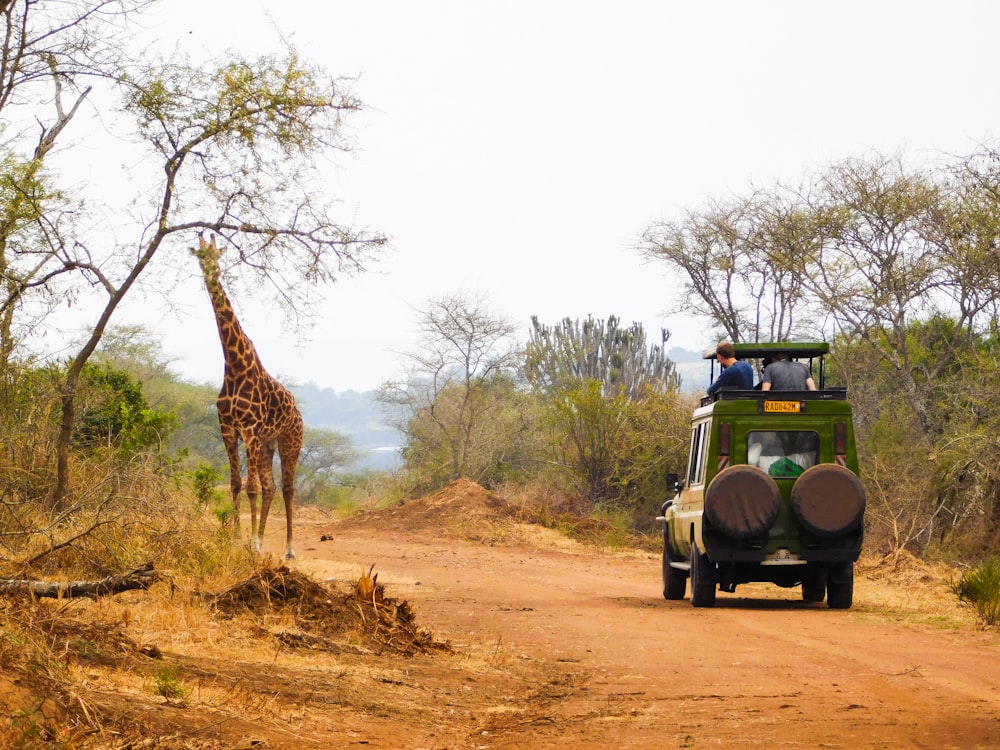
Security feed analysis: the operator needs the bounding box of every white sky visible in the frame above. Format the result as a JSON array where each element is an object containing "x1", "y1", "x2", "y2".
[{"x1": 93, "y1": 2, "x2": 1000, "y2": 391}]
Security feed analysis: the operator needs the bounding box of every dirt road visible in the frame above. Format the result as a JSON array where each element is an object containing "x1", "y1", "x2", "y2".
[{"x1": 255, "y1": 485, "x2": 1000, "y2": 750}]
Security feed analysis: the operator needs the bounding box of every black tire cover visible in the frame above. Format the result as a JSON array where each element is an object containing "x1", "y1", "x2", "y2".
[
  {"x1": 705, "y1": 465, "x2": 782, "y2": 539},
  {"x1": 791, "y1": 463, "x2": 866, "y2": 538}
]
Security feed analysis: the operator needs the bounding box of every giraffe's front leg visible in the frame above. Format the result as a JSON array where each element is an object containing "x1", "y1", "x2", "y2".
[
  {"x1": 219, "y1": 421, "x2": 243, "y2": 535},
  {"x1": 244, "y1": 439, "x2": 263, "y2": 553}
]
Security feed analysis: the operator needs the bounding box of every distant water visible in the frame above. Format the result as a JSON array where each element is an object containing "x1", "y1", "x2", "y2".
[{"x1": 360, "y1": 445, "x2": 401, "y2": 471}]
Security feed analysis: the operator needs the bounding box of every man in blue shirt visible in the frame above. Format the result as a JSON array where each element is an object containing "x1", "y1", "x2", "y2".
[{"x1": 707, "y1": 341, "x2": 753, "y2": 395}]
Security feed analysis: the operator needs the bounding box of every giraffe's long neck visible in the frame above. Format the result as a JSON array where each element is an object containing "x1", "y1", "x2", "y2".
[{"x1": 200, "y1": 264, "x2": 267, "y2": 378}]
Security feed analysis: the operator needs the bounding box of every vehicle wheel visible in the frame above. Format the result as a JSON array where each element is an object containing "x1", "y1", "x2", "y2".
[
  {"x1": 826, "y1": 561, "x2": 854, "y2": 609},
  {"x1": 801, "y1": 565, "x2": 827, "y2": 602},
  {"x1": 662, "y1": 529, "x2": 687, "y2": 600},
  {"x1": 690, "y1": 542, "x2": 717, "y2": 608}
]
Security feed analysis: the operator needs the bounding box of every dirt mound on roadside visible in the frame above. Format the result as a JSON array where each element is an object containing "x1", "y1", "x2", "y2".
[
  {"x1": 212, "y1": 564, "x2": 449, "y2": 657},
  {"x1": 335, "y1": 478, "x2": 636, "y2": 550},
  {"x1": 345, "y1": 478, "x2": 527, "y2": 542},
  {"x1": 857, "y1": 549, "x2": 948, "y2": 586}
]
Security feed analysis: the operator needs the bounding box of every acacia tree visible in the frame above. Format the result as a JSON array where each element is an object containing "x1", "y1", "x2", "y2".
[
  {"x1": 0, "y1": 1, "x2": 392, "y2": 511},
  {"x1": 0, "y1": 1, "x2": 161, "y2": 371},
  {"x1": 26, "y1": 42, "x2": 385, "y2": 504},
  {"x1": 641, "y1": 154, "x2": 973, "y2": 437},
  {"x1": 941, "y1": 147, "x2": 1000, "y2": 336},
  {"x1": 799, "y1": 158, "x2": 1000, "y2": 555},
  {"x1": 798, "y1": 155, "x2": 950, "y2": 435},
  {"x1": 639, "y1": 195, "x2": 814, "y2": 344},
  {"x1": 377, "y1": 293, "x2": 522, "y2": 489}
]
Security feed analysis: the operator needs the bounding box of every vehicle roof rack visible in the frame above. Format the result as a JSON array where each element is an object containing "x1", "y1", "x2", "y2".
[
  {"x1": 701, "y1": 341, "x2": 830, "y2": 360},
  {"x1": 702, "y1": 341, "x2": 834, "y2": 392}
]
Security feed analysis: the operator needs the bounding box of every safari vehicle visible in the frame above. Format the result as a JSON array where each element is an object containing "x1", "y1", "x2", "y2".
[{"x1": 657, "y1": 342, "x2": 865, "y2": 608}]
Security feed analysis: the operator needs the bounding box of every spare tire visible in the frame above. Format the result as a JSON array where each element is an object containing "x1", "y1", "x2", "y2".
[
  {"x1": 791, "y1": 464, "x2": 866, "y2": 538},
  {"x1": 705, "y1": 465, "x2": 781, "y2": 539}
]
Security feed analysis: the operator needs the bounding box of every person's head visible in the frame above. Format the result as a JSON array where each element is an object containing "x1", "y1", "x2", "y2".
[
  {"x1": 775, "y1": 352, "x2": 791, "y2": 362},
  {"x1": 716, "y1": 341, "x2": 735, "y2": 362}
]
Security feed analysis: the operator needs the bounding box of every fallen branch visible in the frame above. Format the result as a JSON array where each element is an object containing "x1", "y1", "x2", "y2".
[{"x1": 0, "y1": 562, "x2": 160, "y2": 599}]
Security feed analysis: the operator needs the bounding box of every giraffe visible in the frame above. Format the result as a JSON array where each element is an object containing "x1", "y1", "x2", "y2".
[{"x1": 192, "y1": 234, "x2": 304, "y2": 559}]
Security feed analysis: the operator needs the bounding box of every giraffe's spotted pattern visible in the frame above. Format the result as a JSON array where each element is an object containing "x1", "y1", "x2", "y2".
[{"x1": 193, "y1": 235, "x2": 304, "y2": 559}]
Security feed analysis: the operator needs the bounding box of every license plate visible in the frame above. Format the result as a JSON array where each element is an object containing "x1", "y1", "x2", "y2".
[{"x1": 764, "y1": 400, "x2": 801, "y2": 413}]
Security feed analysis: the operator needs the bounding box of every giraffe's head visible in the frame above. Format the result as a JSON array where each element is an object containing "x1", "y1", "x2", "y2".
[
  {"x1": 192, "y1": 233, "x2": 236, "y2": 320},
  {"x1": 192, "y1": 233, "x2": 223, "y2": 276}
]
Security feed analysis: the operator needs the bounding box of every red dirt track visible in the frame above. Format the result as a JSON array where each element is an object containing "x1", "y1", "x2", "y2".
[{"x1": 256, "y1": 480, "x2": 1000, "y2": 749}]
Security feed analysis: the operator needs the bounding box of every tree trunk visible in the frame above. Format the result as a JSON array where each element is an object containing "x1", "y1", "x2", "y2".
[{"x1": 0, "y1": 563, "x2": 160, "y2": 599}]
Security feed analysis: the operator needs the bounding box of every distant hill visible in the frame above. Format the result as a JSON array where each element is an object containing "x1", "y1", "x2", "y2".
[
  {"x1": 291, "y1": 384, "x2": 402, "y2": 471},
  {"x1": 668, "y1": 346, "x2": 708, "y2": 393}
]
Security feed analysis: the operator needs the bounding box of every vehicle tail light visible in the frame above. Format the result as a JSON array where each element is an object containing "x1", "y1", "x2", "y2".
[
  {"x1": 719, "y1": 423, "x2": 731, "y2": 457},
  {"x1": 834, "y1": 422, "x2": 847, "y2": 465}
]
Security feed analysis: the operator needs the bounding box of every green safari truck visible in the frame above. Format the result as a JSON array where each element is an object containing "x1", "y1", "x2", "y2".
[{"x1": 658, "y1": 342, "x2": 865, "y2": 608}]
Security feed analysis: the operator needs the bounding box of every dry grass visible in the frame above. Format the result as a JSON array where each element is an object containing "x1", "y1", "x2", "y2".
[
  {"x1": 0, "y1": 554, "x2": 451, "y2": 749},
  {"x1": 854, "y1": 550, "x2": 978, "y2": 628}
]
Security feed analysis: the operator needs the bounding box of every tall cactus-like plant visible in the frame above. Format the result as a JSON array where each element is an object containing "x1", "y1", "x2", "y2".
[{"x1": 525, "y1": 314, "x2": 679, "y2": 399}]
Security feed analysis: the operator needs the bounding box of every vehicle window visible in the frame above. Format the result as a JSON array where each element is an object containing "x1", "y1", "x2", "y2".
[
  {"x1": 747, "y1": 430, "x2": 819, "y2": 478},
  {"x1": 687, "y1": 421, "x2": 709, "y2": 485},
  {"x1": 686, "y1": 424, "x2": 700, "y2": 484}
]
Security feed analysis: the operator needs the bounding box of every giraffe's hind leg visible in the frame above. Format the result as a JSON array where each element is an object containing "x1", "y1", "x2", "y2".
[{"x1": 277, "y1": 438, "x2": 300, "y2": 560}]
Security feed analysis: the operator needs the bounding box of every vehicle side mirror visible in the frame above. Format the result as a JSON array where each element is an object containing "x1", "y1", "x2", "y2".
[{"x1": 666, "y1": 472, "x2": 680, "y2": 492}]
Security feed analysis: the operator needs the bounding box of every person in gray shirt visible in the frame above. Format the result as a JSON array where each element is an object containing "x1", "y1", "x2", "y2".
[{"x1": 761, "y1": 353, "x2": 816, "y2": 391}]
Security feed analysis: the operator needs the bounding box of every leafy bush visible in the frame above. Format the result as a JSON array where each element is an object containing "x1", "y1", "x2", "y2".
[
  {"x1": 76, "y1": 362, "x2": 176, "y2": 454},
  {"x1": 953, "y1": 560, "x2": 1000, "y2": 626},
  {"x1": 193, "y1": 463, "x2": 223, "y2": 506},
  {"x1": 151, "y1": 665, "x2": 190, "y2": 700}
]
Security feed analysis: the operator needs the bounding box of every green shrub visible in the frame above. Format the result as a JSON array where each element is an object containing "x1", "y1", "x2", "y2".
[
  {"x1": 953, "y1": 559, "x2": 1000, "y2": 626},
  {"x1": 193, "y1": 463, "x2": 223, "y2": 506},
  {"x1": 151, "y1": 665, "x2": 190, "y2": 700}
]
